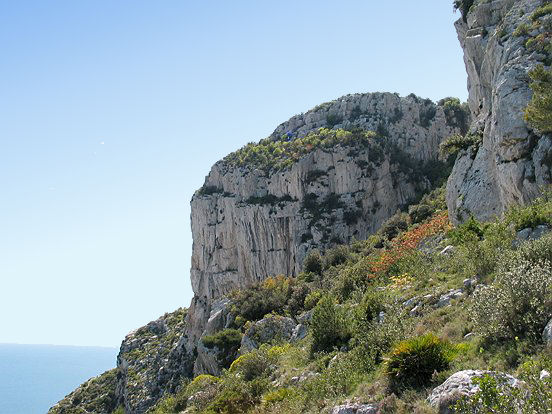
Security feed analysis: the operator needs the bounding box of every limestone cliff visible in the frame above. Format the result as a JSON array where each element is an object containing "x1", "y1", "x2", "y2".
[
  {"x1": 447, "y1": 0, "x2": 552, "y2": 223},
  {"x1": 186, "y1": 92, "x2": 467, "y2": 374}
]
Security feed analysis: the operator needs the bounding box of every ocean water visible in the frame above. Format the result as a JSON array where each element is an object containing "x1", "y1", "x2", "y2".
[{"x1": 0, "y1": 343, "x2": 118, "y2": 414}]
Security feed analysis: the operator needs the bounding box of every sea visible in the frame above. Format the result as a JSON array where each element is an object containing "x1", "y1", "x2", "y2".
[{"x1": 0, "y1": 343, "x2": 118, "y2": 414}]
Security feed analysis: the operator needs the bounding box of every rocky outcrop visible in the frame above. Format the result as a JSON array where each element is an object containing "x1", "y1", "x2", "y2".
[
  {"x1": 544, "y1": 318, "x2": 552, "y2": 346},
  {"x1": 187, "y1": 92, "x2": 467, "y2": 367},
  {"x1": 115, "y1": 308, "x2": 193, "y2": 414},
  {"x1": 428, "y1": 369, "x2": 521, "y2": 413},
  {"x1": 48, "y1": 369, "x2": 119, "y2": 414},
  {"x1": 240, "y1": 315, "x2": 296, "y2": 352},
  {"x1": 330, "y1": 403, "x2": 378, "y2": 414},
  {"x1": 447, "y1": 0, "x2": 552, "y2": 223}
]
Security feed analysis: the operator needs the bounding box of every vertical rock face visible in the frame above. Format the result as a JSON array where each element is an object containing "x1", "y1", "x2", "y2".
[
  {"x1": 447, "y1": 0, "x2": 552, "y2": 223},
  {"x1": 186, "y1": 92, "x2": 467, "y2": 359}
]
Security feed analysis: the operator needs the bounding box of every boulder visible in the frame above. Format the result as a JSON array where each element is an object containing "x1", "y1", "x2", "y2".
[
  {"x1": 428, "y1": 370, "x2": 521, "y2": 413},
  {"x1": 543, "y1": 318, "x2": 552, "y2": 346},
  {"x1": 330, "y1": 403, "x2": 378, "y2": 414}
]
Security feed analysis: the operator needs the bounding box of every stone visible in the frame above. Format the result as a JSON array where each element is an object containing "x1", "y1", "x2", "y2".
[
  {"x1": 463, "y1": 332, "x2": 476, "y2": 341},
  {"x1": 291, "y1": 323, "x2": 308, "y2": 342},
  {"x1": 439, "y1": 245, "x2": 455, "y2": 256},
  {"x1": 447, "y1": 0, "x2": 551, "y2": 224},
  {"x1": 436, "y1": 289, "x2": 464, "y2": 308},
  {"x1": 429, "y1": 370, "x2": 521, "y2": 413},
  {"x1": 543, "y1": 318, "x2": 552, "y2": 346},
  {"x1": 330, "y1": 403, "x2": 378, "y2": 414},
  {"x1": 540, "y1": 370, "x2": 550, "y2": 380},
  {"x1": 240, "y1": 315, "x2": 296, "y2": 352}
]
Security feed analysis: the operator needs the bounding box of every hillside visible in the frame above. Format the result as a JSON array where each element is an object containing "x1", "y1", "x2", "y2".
[{"x1": 49, "y1": 0, "x2": 552, "y2": 413}]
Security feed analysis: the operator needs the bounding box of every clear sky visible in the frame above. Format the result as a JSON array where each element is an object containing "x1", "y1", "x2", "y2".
[{"x1": 0, "y1": 1, "x2": 468, "y2": 347}]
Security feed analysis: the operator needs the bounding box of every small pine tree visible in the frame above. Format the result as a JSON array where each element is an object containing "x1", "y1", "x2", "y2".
[{"x1": 311, "y1": 295, "x2": 342, "y2": 353}]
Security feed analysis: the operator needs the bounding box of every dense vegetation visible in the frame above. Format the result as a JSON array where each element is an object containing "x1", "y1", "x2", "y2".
[
  {"x1": 149, "y1": 187, "x2": 552, "y2": 413},
  {"x1": 223, "y1": 128, "x2": 379, "y2": 172}
]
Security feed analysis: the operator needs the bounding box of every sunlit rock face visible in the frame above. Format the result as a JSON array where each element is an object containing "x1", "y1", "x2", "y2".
[
  {"x1": 447, "y1": 0, "x2": 552, "y2": 224},
  {"x1": 186, "y1": 92, "x2": 467, "y2": 369}
]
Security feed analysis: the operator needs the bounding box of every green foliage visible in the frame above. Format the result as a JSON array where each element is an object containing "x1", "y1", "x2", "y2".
[
  {"x1": 385, "y1": 333, "x2": 454, "y2": 391},
  {"x1": 311, "y1": 295, "x2": 350, "y2": 354},
  {"x1": 48, "y1": 369, "x2": 119, "y2": 414},
  {"x1": 472, "y1": 260, "x2": 552, "y2": 344},
  {"x1": 513, "y1": 23, "x2": 530, "y2": 37},
  {"x1": 525, "y1": 65, "x2": 552, "y2": 133},
  {"x1": 229, "y1": 346, "x2": 276, "y2": 381},
  {"x1": 455, "y1": 372, "x2": 552, "y2": 413},
  {"x1": 326, "y1": 113, "x2": 344, "y2": 128},
  {"x1": 303, "y1": 250, "x2": 323, "y2": 275},
  {"x1": 202, "y1": 329, "x2": 243, "y2": 368},
  {"x1": 505, "y1": 191, "x2": 552, "y2": 230},
  {"x1": 439, "y1": 132, "x2": 482, "y2": 157},
  {"x1": 379, "y1": 213, "x2": 409, "y2": 240},
  {"x1": 531, "y1": 3, "x2": 552, "y2": 22},
  {"x1": 448, "y1": 216, "x2": 486, "y2": 245},
  {"x1": 439, "y1": 97, "x2": 470, "y2": 133},
  {"x1": 231, "y1": 276, "x2": 301, "y2": 322},
  {"x1": 454, "y1": 0, "x2": 475, "y2": 23},
  {"x1": 197, "y1": 185, "x2": 224, "y2": 196},
  {"x1": 408, "y1": 204, "x2": 434, "y2": 224},
  {"x1": 224, "y1": 128, "x2": 378, "y2": 172}
]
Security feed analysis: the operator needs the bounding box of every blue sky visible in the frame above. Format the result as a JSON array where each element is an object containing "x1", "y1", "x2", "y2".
[{"x1": 0, "y1": 1, "x2": 468, "y2": 347}]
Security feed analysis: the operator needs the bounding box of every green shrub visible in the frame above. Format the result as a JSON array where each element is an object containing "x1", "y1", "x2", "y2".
[
  {"x1": 439, "y1": 132, "x2": 482, "y2": 157},
  {"x1": 408, "y1": 204, "x2": 434, "y2": 224},
  {"x1": 311, "y1": 296, "x2": 350, "y2": 354},
  {"x1": 231, "y1": 276, "x2": 295, "y2": 321},
  {"x1": 380, "y1": 213, "x2": 409, "y2": 240},
  {"x1": 229, "y1": 347, "x2": 275, "y2": 381},
  {"x1": 202, "y1": 329, "x2": 243, "y2": 368},
  {"x1": 303, "y1": 250, "x2": 323, "y2": 275},
  {"x1": 524, "y1": 65, "x2": 552, "y2": 133},
  {"x1": 448, "y1": 216, "x2": 486, "y2": 245},
  {"x1": 224, "y1": 128, "x2": 378, "y2": 172},
  {"x1": 453, "y1": 0, "x2": 475, "y2": 23},
  {"x1": 513, "y1": 22, "x2": 530, "y2": 37},
  {"x1": 385, "y1": 333, "x2": 454, "y2": 391},
  {"x1": 531, "y1": 3, "x2": 552, "y2": 22},
  {"x1": 455, "y1": 372, "x2": 552, "y2": 413},
  {"x1": 326, "y1": 113, "x2": 344, "y2": 127},
  {"x1": 323, "y1": 245, "x2": 350, "y2": 268},
  {"x1": 439, "y1": 97, "x2": 470, "y2": 133},
  {"x1": 472, "y1": 260, "x2": 552, "y2": 343},
  {"x1": 505, "y1": 191, "x2": 552, "y2": 230}
]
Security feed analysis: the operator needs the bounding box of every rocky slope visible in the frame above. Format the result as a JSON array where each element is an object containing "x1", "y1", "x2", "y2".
[
  {"x1": 187, "y1": 92, "x2": 466, "y2": 374},
  {"x1": 49, "y1": 0, "x2": 552, "y2": 412},
  {"x1": 447, "y1": 0, "x2": 552, "y2": 223}
]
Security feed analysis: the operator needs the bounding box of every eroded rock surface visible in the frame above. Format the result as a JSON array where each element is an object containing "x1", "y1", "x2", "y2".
[{"x1": 447, "y1": 0, "x2": 552, "y2": 223}]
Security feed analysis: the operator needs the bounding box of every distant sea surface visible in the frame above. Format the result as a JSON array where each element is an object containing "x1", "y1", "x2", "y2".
[{"x1": 0, "y1": 343, "x2": 118, "y2": 414}]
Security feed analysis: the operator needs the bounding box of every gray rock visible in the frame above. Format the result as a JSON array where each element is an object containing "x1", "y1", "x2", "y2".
[
  {"x1": 429, "y1": 370, "x2": 521, "y2": 413},
  {"x1": 297, "y1": 309, "x2": 313, "y2": 325},
  {"x1": 447, "y1": 0, "x2": 552, "y2": 224},
  {"x1": 463, "y1": 332, "x2": 476, "y2": 341},
  {"x1": 410, "y1": 305, "x2": 421, "y2": 316},
  {"x1": 439, "y1": 245, "x2": 455, "y2": 256},
  {"x1": 331, "y1": 403, "x2": 378, "y2": 414},
  {"x1": 291, "y1": 323, "x2": 308, "y2": 342},
  {"x1": 540, "y1": 370, "x2": 550, "y2": 380},
  {"x1": 240, "y1": 315, "x2": 296, "y2": 352},
  {"x1": 544, "y1": 318, "x2": 552, "y2": 346},
  {"x1": 436, "y1": 289, "x2": 464, "y2": 308},
  {"x1": 463, "y1": 278, "x2": 477, "y2": 292},
  {"x1": 185, "y1": 92, "x2": 467, "y2": 367}
]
